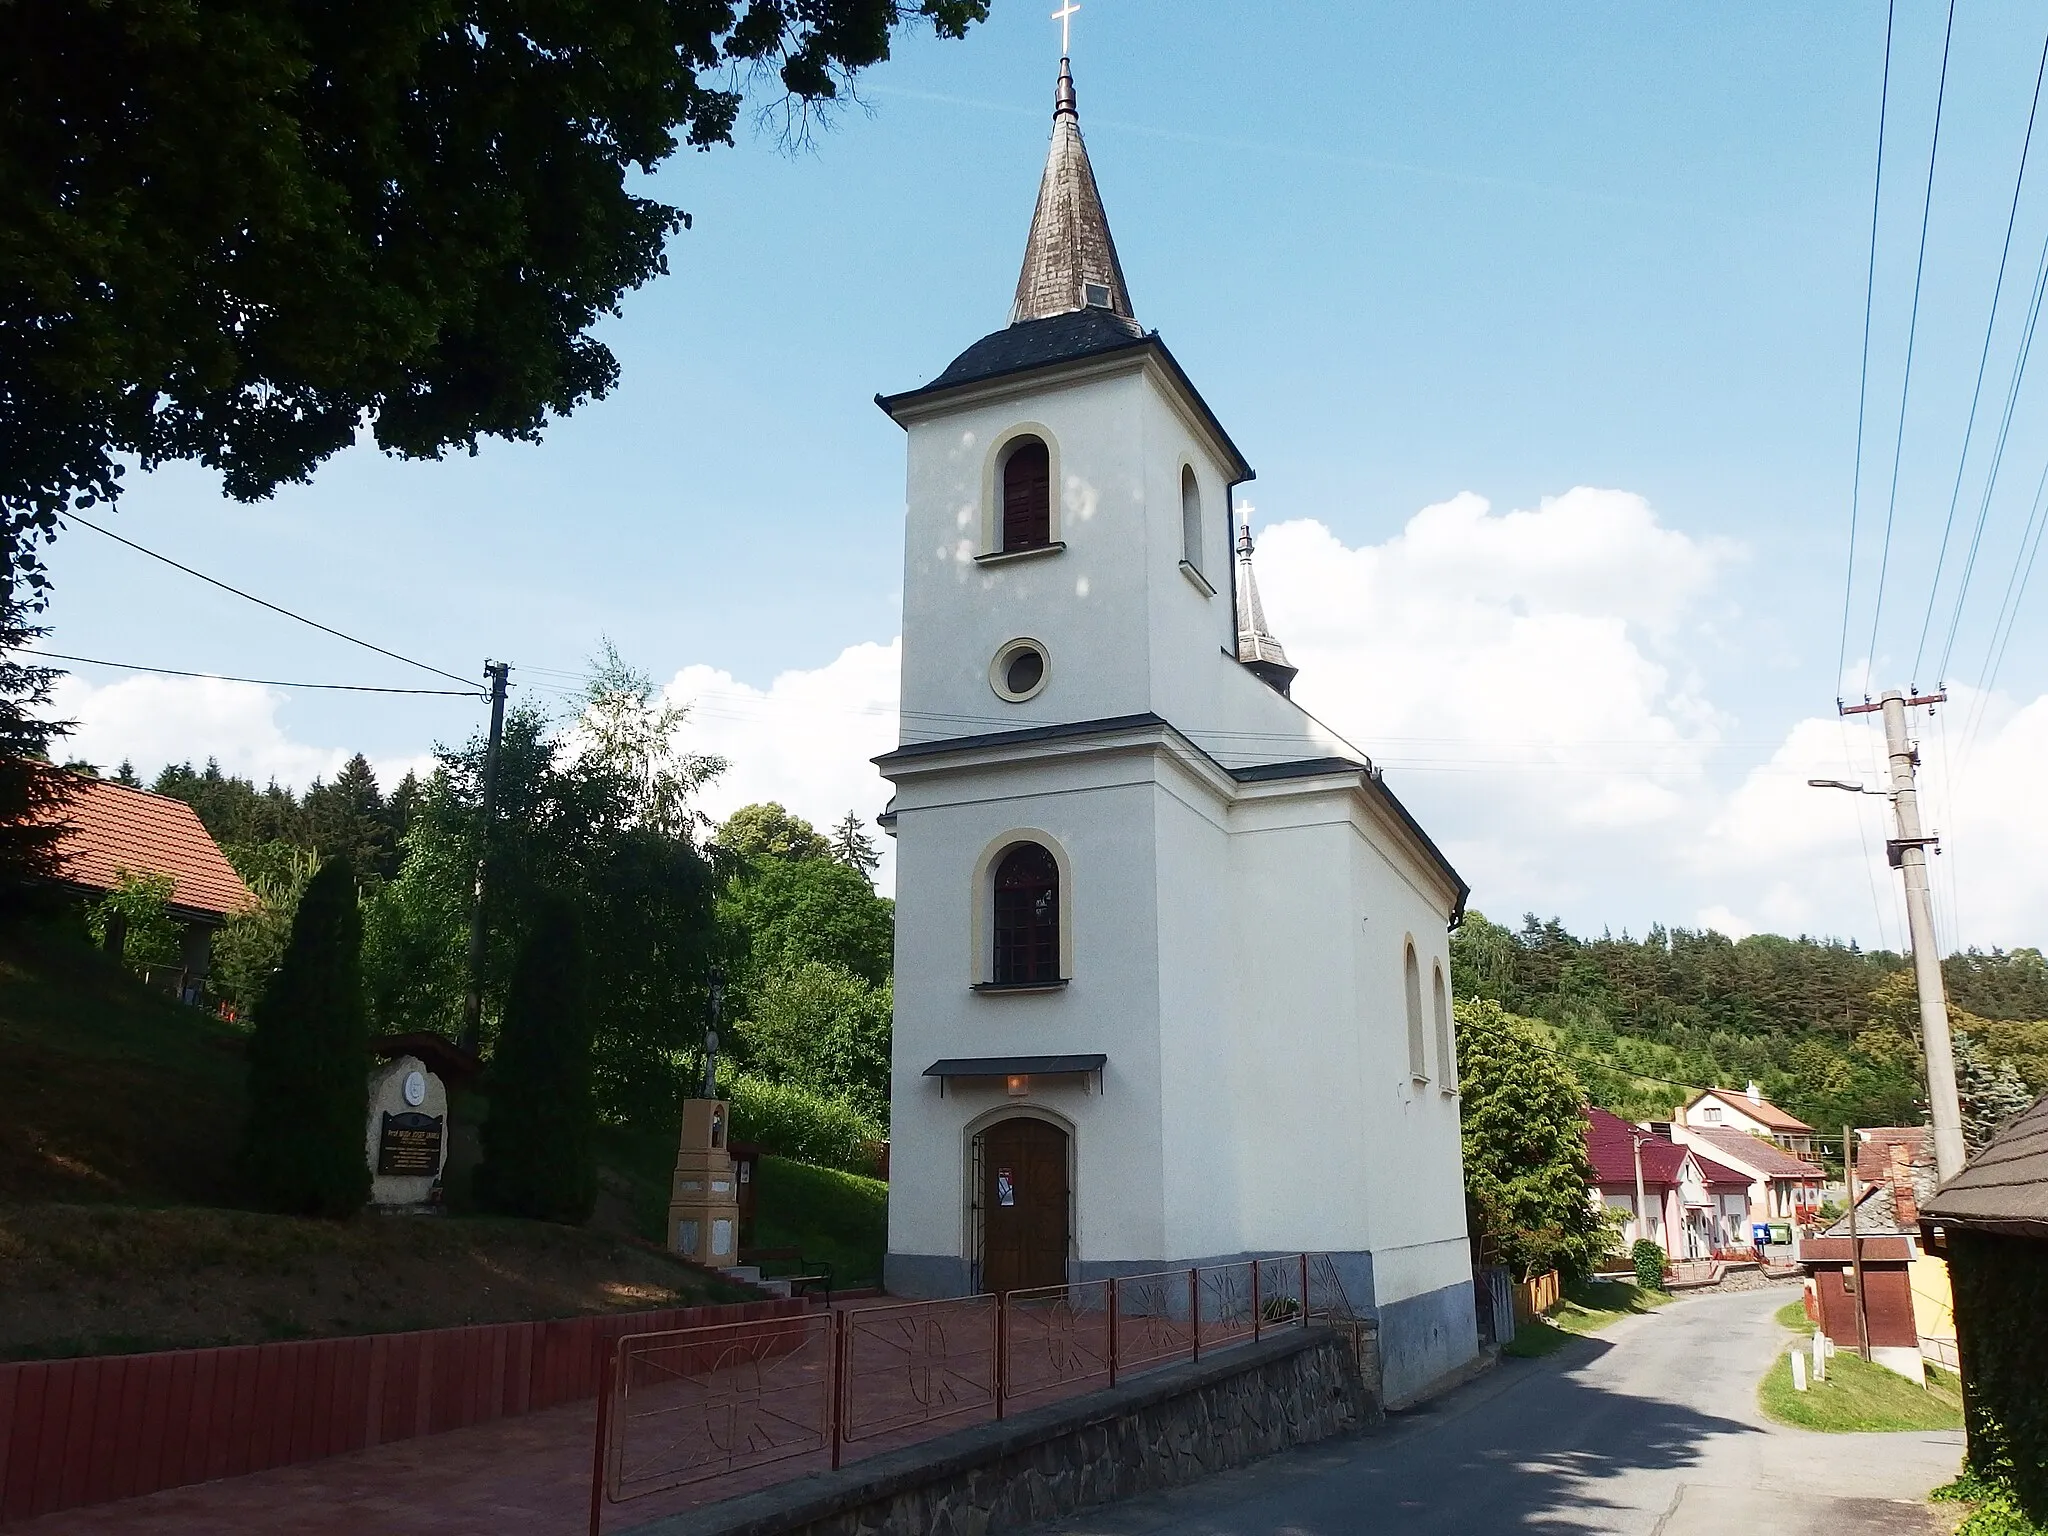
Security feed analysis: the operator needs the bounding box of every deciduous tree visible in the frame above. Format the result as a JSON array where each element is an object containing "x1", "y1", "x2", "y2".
[{"x1": 3, "y1": 0, "x2": 987, "y2": 584}]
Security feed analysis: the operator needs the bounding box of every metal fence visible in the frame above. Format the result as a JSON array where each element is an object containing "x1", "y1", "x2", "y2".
[{"x1": 590, "y1": 1253, "x2": 1358, "y2": 1533}]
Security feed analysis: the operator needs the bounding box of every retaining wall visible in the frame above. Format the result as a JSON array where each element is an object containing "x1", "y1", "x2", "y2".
[
  {"x1": 0, "y1": 1297, "x2": 808, "y2": 1526},
  {"x1": 622, "y1": 1325, "x2": 1377, "y2": 1536}
]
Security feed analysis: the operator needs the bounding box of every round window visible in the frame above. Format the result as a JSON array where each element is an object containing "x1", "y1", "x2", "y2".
[{"x1": 990, "y1": 639, "x2": 1050, "y2": 703}]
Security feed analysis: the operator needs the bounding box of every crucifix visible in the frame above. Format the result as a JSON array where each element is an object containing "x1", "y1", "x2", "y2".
[{"x1": 1052, "y1": 1, "x2": 1079, "y2": 57}]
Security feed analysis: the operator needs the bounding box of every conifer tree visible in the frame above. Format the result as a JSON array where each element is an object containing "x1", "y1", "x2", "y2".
[
  {"x1": 243, "y1": 857, "x2": 371, "y2": 1217},
  {"x1": 476, "y1": 893, "x2": 596, "y2": 1224}
]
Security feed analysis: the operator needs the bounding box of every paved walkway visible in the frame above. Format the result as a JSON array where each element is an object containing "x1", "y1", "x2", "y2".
[{"x1": 1041, "y1": 1287, "x2": 1964, "y2": 1536}]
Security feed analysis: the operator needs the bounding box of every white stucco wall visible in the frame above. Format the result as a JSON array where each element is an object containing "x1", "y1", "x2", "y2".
[{"x1": 882, "y1": 343, "x2": 1470, "y2": 1338}]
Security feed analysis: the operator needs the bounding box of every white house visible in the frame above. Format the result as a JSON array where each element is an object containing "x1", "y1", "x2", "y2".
[
  {"x1": 874, "y1": 57, "x2": 1478, "y2": 1404},
  {"x1": 1679, "y1": 1084, "x2": 1819, "y2": 1159}
]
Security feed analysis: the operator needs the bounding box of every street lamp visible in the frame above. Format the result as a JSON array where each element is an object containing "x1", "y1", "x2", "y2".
[
  {"x1": 701, "y1": 966, "x2": 725, "y2": 1099},
  {"x1": 1805, "y1": 778, "x2": 1886, "y2": 796}
]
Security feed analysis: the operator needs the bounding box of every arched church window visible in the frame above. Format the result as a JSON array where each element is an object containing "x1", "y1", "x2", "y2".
[
  {"x1": 1432, "y1": 963, "x2": 1455, "y2": 1092},
  {"x1": 993, "y1": 842, "x2": 1060, "y2": 984},
  {"x1": 1180, "y1": 466, "x2": 1203, "y2": 574},
  {"x1": 1404, "y1": 942, "x2": 1427, "y2": 1081},
  {"x1": 1002, "y1": 438, "x2": 1051, "y2": 551}
]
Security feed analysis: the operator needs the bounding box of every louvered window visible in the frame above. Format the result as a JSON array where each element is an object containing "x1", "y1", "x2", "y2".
[{"x1": 1002, "y1": 439, "x2": 1051, "y2": 550}]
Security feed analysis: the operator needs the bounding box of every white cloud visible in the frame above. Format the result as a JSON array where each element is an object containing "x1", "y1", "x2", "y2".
[
  {"x1": 47, "y1": 673, "x2": 435, "y2": 795},
  {"x1": 662, "y1": 639, "x2": 902, "y2": 888},
  {"x1": 1251, "y1": 488, "x2": 2048, "y2": 950}
]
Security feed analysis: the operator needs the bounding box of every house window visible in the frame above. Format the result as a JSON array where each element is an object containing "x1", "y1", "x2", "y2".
[
  {"x1": 1432, "y1": 963, "x2": 1455, "y2": 1091},
  {"x1": 993, "y1": 843, "x2": 1060, "y2": 984},
  {"x1": 1704, "y1": 1106, "x2": 1723, "y2": 1125},
  {"x1": 1180, "y1": 466, "x2": 1203, "y2": 575},
  {"x1": 1001, "y1": 438, "x2": 1051, "y2": 551},
  {"x1": 1404, "y1": 942, "x2": 1426, "y2": 1081}
]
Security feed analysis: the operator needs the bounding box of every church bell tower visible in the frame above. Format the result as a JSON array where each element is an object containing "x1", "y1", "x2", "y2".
[{"x1": 871, "y1": 50, "x2": 1479, "y2": 1406}]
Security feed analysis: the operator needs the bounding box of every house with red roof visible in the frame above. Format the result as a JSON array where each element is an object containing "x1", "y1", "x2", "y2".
[
  {"x1": 1585, "y1": 1107, "x2": 1752, "y2": 1259},
  {"x1": 1678, "y1": 1082, "x2": 1819, "y2": 1159},
  {"x1": 1668, "y1": 1120, "x2": 1827, "y2": 1227},
  {"x1": 37, "y1": 775, "x2": 253, "y2": 1001}
]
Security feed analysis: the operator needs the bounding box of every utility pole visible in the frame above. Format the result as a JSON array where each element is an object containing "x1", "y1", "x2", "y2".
[
  {"x1": 1834, "y1": 688, "x2": 1967, "y2": 1182},
  {"x1": 460, "y1": 661, "x2": 511, "y2": 1055},
  {"x1": 1632, "y1": 1130, "x2": 1650, "y2": 1250},
  {"x1": 1844, "y1": 1125, "x2": 1870, "y2": 1362}
]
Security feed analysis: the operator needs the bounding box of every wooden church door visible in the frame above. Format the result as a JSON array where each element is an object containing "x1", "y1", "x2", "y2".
[{"x1": 978, "y1": 1118, "x2": 1069, "y2": 1294}]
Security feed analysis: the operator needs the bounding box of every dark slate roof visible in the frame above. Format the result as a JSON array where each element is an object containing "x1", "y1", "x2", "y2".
[
  {"x1": 875, "y1": 312, "x2": 1254, "y2": 482},
  {"x1": 1922, "y1": 1092, "x2": 2048, "y2": 1240},
  {"x1": 924, "y1": 308, "x2": 1147, "y2": 394}
]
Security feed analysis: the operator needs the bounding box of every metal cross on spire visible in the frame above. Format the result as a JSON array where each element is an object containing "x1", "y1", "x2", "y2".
[{"x1": 1052, "y1": 0, "x2": 1079, "y2": 57}]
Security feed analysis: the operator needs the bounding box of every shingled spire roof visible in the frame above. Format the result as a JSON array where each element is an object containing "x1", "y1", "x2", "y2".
[
  {"x1": 1010, "y1": 59, "x2": 1135, "y2": 325},
  {"x1": 1235, "y1": 512, "x2": 1297, "y2": 696}
]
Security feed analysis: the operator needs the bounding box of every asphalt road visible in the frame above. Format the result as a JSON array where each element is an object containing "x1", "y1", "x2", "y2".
[{"x1": 1042, "y1": 1287, "x2": 1964, "y2": 1536}]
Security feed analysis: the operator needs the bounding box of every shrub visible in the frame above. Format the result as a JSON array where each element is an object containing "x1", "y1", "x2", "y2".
[
  {"x1": 475, "y1": 893, "x2": 596, "y2": 1223},
  {"x1": 242, "y1": 858, "x2": 371, "y2": 1217},
  {"x1": 728, "y1": 1073, "x2": 884, "y2": 1175},
  {"x1": 1632, "y1": 1239, "x2": 1667, "y2": 1292},
  {"x1": 84, "y1": 869, "x2": 181, "y2": 967}
]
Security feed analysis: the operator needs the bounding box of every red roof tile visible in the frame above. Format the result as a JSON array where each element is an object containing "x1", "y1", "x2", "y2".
[
  {"x1": 1586, "y1": 1106, "x2": 1687, "y2": 1187},
  {"x1": 41, "y1": 776, "x2": 253, "y2": 920}
]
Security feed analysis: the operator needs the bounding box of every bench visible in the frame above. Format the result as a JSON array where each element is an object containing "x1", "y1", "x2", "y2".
[{"x1": 740, "y1": 1246, "x2": 833, "y2": 1302}]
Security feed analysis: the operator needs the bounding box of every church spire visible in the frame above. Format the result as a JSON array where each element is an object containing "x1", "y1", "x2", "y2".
[
  {"x1": 1009, "y1": 58, "x2": 1135, "y2": 325},
  {"x1": 1235, "y1": 510, "x2": 1298, "y2": 696}
]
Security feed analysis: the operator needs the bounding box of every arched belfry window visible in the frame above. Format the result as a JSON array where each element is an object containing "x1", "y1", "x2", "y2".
[
  {"x1": 1404, "y1": 942, "x2": 1427, "y2": 1081},
  {"x1": 993, "y1": 842, "x2": 1060, "y2": 984},
  {"x1": 1180, "y1": 466, "x2": 1203, "y2": 574},
  {"x1": 1433, "y1": 963, "x2": 1455, "y2": 1092},
  {"x1": 1001, "y1": 438, "x2": 1051, "y2": 551}
]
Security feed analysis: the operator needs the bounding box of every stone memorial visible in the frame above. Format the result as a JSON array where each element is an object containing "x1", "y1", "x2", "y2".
[
  {"x1": 365, "y1": 1053, "x2": 448, "y2": 1209},
  {"x1": 667, "y1": 1098, "x2": 741, "y2": 1264}
]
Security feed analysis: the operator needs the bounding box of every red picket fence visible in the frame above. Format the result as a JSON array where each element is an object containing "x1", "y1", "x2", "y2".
[
  {"x1": 591, "y1": 1255, "x2": 1361, "y2": 1532},
  {"x1": 0, "y1": 1297, "x2": 809, "y2": 1526}
]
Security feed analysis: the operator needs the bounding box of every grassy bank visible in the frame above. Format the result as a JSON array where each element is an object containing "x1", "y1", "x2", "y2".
[
  {"x1": 1758, "y1": 1346, "x2": 1963, "y2": 1432},
  {"x1": 0, "y1": 1203, "x2": 752, "y2": 1361},
  {"x1": 1, "y1": 925, "x2": 250, "y2": 1206}
]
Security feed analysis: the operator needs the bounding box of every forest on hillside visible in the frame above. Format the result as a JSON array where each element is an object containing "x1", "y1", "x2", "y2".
[
  {"x1": 1449, "y1": 911, "x2": 2047, "y2": 1153},
  {"x1": 74, "y1": 649, "x2": 893, "y2": 1163}
]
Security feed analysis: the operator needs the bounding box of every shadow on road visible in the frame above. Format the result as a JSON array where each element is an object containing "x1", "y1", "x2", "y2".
[{"x1": 1053, "y1": 1335, "x2": 1769, "y2": 1535}]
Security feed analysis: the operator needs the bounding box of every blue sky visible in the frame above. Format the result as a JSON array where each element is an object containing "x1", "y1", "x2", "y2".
[{"x1": 43, "y1": 3, "x2": 2048, "y2": 951}]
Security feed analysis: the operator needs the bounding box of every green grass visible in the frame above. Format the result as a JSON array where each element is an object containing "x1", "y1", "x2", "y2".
[
  {"x1": 1502, "y1": 1317, "x2": 1573, "y2": 1358},
  {"x1": 749, "y1": 1156, "x2": 887, "y2": 1287},
  {"x1": 595, "y1": 1124, "x2": 888, "y2": 1287},
  {"x1": 1546, "y1": 1277, "x2": 1670, "y2": 1335},
  {"x1": 1, "y1": 921, "x2": 252, "y2": 1205},
  {"x1": 1758, "y1": 1346, "x2": 1964, "y2": 1432},
  {"x1": 1776, "y1": 1297, "x2": 1815, "y2": 1334}
]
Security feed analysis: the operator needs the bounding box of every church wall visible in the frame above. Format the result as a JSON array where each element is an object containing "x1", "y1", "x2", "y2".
[
  {"x1": 1148, "y1": 764, "x2": 1247, "y2": 1263},
  {"x1": 897, "y1": 371, "x2": 1157, "y2": 741},
  {"x1": 1340, "y1": 807, "x2": 1472, "y2": 1306},
  {"x1": 1131, "y1": 386, "x2": 1333, "y2": 760},
  {"x1": 883, "y1": 759, "x2": 1176, "y2": 1293}
]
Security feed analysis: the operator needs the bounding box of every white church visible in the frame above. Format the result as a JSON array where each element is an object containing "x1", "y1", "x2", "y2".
[{"x1": 873, "y1": 56, "x2": 1478, "y2": 1403}]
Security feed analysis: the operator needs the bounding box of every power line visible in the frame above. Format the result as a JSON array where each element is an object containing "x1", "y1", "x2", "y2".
[
  {"x1": 1934, "y1": 193, "x2": 2048, "y2": 686},
  {"x1": 61, "y1": 512, "x2": 477, "y2": 690},
  {"x1": 1913, "y1": 20, "x2": 2048, "y2": 682},
  {"x1": 1865, "y1": 0, "x2": 1957, "y2": 694},
  {"x1": 11, "y1": 647, "x2": 484, "y2": 697},
  {"x1": 1839, "y1": 0, "x2": 1899, "y2": 700}
]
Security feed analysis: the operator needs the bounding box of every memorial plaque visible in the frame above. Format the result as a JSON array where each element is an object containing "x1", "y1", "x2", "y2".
[{"x1": 378, "y1": 1111, "x2": 444, "y2": 1176}]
